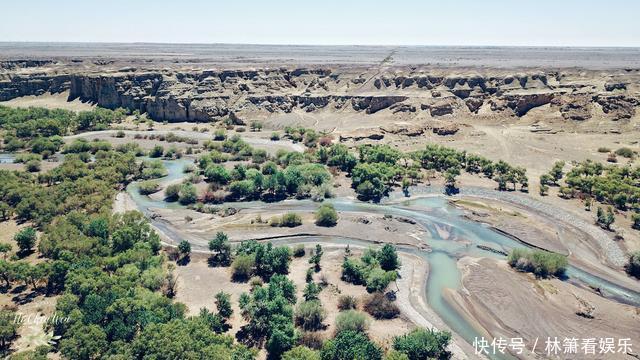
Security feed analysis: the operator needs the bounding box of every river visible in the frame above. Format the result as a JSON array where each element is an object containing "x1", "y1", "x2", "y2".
[{"x1": 126, "y1": 157, "x2": 640, "y2": 359}]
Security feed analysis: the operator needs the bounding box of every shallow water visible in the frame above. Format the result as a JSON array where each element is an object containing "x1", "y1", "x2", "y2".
[
  {"x1": 127, "y1": 159, "x2": 640, "y2": 359},
  {"x1": 0, "y1": 153, "x2": 15, "y2": 164}
]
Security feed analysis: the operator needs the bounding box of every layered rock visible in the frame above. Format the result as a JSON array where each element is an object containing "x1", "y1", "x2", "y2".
[{"x1": 0, "y1": 65, "x2": 638, "y2": 124}]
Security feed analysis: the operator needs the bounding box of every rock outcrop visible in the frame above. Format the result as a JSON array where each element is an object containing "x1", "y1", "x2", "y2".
[{"x1": 1, "y1": 64, "x2": 638, "y2": 124}]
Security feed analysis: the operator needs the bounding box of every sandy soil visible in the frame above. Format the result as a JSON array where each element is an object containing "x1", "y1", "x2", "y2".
[
  {"x1": 0, "y1": 91, "x2": 95, "y2": 112},
  {"x1": 151, "y1": 205, "x2": 429, "y2": 250},
  {"x1": 173, "y1": 246, "x2": 419, "y2": 358},
  {"x1": 451, "y1": 257, "x2": 640, "y2": 359}
]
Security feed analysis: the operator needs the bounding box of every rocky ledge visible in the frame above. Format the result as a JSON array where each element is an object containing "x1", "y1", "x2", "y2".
[{"x1": 1, "y1": 63, "x2": 638, "y2": 123}]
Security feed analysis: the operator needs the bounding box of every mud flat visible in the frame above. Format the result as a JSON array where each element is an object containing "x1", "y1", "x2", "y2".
[{"x1": 450, "y1": 257, "x2": 640, "y2": 359}]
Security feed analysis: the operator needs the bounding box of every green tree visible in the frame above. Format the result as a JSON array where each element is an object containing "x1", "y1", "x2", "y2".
[
  {"x1": 283, "y1": 346, "x2": 320, "y2": 360},
  {"x1": 0, "y1": 310, "x2": 18, "y2": 351},
  {"x1": 178, "y1": 240, "x2": 191, "y2": 260},
  {"x1": 208, "y1": 232, "x2": 232, "y2": 266},
  {"x1": 378, "y1": 244, "x2": 400, "y2": 271},
  {"x1": 596, "y1": 206, "x2": 615, "y2": 230},
  {"x1": 14, "y1": 227, "x2": 37, "y2": 254},
  {"x1": 625, "y1": 251, "x2": 640, "y2": 279},
  {"x1": 204, "y1": 165, "x2": 231, "y2": 184},
  {"x1": 320, "y1": 330, "x2": 382, "y2": 360},
  {"x1": 549, "y1": 161, "x2": 565, "y2": 185},
  {"x1": 392, "y1": 328, "x2": 452, "y2": 360},
  {"x1": 59, "y1": 324, "x2": 108, "y2": 360},
  {"x1": 215, "y1": 291, "x2": 233, "y2": 320}
]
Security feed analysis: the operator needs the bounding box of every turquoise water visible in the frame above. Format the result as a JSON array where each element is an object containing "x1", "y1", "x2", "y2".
[{"x1": 127, "y1": 159, "x2": 640, "y2": 359}]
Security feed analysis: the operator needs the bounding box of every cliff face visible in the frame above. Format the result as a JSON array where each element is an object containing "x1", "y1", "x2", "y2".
[{"x1": 1, "y1": 65, "x2": 638, "y2": 123}]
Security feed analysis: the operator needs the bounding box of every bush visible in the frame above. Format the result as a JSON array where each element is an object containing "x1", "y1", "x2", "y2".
[
  {"x1": 271, "y1": 132, "x2": 281, "y2": 141},
  {"x1": 281, "y1": 213, "x2": 303, "y2": 227},
  {"x1": 597, "y1": 147, "x2": 611, "y2": 153},
  {"x1": 249, "y1": 276, "x2": 263, "y2": 288},
  {"x1": 320, "y1": 330, "x2": 382, "y2": 360},
  {"x1": 363, "y1": 293, "x2": 399, "y2": 319},
  {"x1": 295, "y1": 300, "x2": 326, "y2": 331},
  {"x1": 214, "y1": 129, "x2": 226, "y2": 141},
  {"x1": 507, "y1": 248, "x2": 568, "y2": 278},
  {"x1": 315, "y1": 203, "x2": 338, "y2": 227},
  {"x1": 270, "y1": 216, "x2": 282, "y2": 227},
  {"x1": 25, "y1": 160, "x2": 41, "y2": 172},
  {"x1": 138, "y1": 181, "x2": 160, "y2": 195},
  {"x1": 282, "y1": 346, "x2": 320, "y2": 360},
  {"x1": 625, "y1": 251, "x2": 640, "y2": 279},
  {"x1": 150, "y1": 145, "x2": 164, "y2": 158},
  {"x1": 632, "y1": 213, "x2": 640, "y2": 230},
  {"x1": 165, "y1": 183, "x2": 181, "y2": 201},
  {"x1": 392, "y1": 328, "x2": 452, "y2": 360},
  {"x1": 293, "y1": 244, "x2": 306, "y2": 257},
  {"x1": 334, "y1": 310, "x2": 369, "y2": 334},
  {"x1": 337, "y1": 295, "x2": 358, "y2": 311},
  {"x1": 178, "y1": 183, "x2": 198, "y2": 205},
  {"x1": 231, "y1": 254, "x2": 255, "y2": 281},
  {"x1": 298, "y1": 332, "x2": 325, "y2": 350},
  {"x1": 384, "y1": 351, "x2": 409, "y2": 360},
  {"x1": 615, "y1": 147, "x2": 635, "y2": 159}
]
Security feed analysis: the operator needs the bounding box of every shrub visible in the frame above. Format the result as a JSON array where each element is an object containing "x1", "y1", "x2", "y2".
[
  {"x1": 365, "y1": 268, "x2": 397, "y2": 293},
  {"x1": 337, "y1": 295, "x2": 358, "y2": 311},
  {"x1": 625, "y1": 251, "x2": 640, "y2": 279},
  {"x1": 270, "y1": 216, "x2": 282, "y2": 227},
  {"x1": 615, "y1": 147, "x2": 635, "y2": 159},
  {"x1": 165, "y1": 183, "x2": 181, "y2": 201},
  {"x1": 295, "y1": 300, "x2": 326, "y2": 331},
  {"x1": 632, "y1": 213, "x2": 640, "y2": 230},
  {"x1": 384, "y1": 351, "x2": 409, "y2": 360},
  {"x1": 178, "y1": 183, "x2": 198, "y2": 205},
  {"x1": 320, "y1": 330, "x2": 382, "y2": 360},
  {"x1": 315, "y1": 203, "x2": 338, "y2": 227},
  {"x1": 231, "y1": 254, "x2": 255, "y2": 281},
  {"x1": 138, "y1": 181, "x2": 160, "y2": 195},
  {"x1": 293, "y1": 244, "x2": 306, "y2": 257},
  {"x1": 271, "y1": 132, "x2": 281, "y2": 141},
  {"x1": 25, "y1": 160, "x2": 41, "y2": 172},
  {"x1": 249, "y1": 276, "x2": 264, "y2": 288},
  {"x1": 150, "y1": 145, "x2": 164, "y2": 158},
  {"x1": 298, "y1": 332, "x2": 325, "y2": 350},
  {"x1": 282, "y1": 346, "x2": 320, "y2": 360},
  {"x1": 334, "y1": 310, "x2": 369, "y2": 334},
  {"x1": 597, "y1": 147, "x2": 611, "y2": 153},
  {"x1": 281, "y1": 213, "x2": 303, "y2": 227},
  {"x1": 507, "y1": 248, "x2": 568, "y2": 278},
  {"x1": 392, "y1": 328, "x2": 452, "y2": 360},
  {"x1": 214, "y1": 129, "x2": 226, "y2": 141},
  {"x1": 363, "y1": 293, "x2": 399, "y2": 319}
]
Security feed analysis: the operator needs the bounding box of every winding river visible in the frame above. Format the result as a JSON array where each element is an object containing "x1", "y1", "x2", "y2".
[{"x1": 126, "y1": 157, "x2": 640, "y2": 359}]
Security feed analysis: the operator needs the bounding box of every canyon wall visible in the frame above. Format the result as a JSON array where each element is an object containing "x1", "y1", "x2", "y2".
[{"x1": 1, "y1": 64, "x2": 638, "y2": 122}]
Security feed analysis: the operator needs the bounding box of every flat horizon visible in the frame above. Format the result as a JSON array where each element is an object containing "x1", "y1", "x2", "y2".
[{"x1": 2, "y1": 41, "x2": 640, "y2": 49}]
